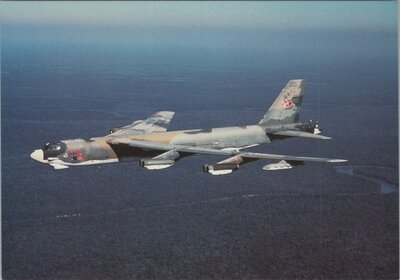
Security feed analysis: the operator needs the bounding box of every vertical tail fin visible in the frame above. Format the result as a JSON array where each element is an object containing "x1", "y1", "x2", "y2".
[{"x1": 258, "y1": 79, "x2": 305, "y2": 127}]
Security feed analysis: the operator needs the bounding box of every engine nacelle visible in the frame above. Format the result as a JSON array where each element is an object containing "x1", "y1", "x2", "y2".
[
  {"x1": 203, "y1": 163, "x2": 239, "y2": 175},
  {"x1": 263, "y1": 160, "x2": 292, "y2": 171},
  {"x1": 139, "y1": 159, "x2": 175, "y2": 170}
]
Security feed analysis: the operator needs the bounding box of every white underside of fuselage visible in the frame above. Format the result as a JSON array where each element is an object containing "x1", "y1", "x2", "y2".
[{"x1": 47, "y1": 158, "x2": 120, "y2": 169}]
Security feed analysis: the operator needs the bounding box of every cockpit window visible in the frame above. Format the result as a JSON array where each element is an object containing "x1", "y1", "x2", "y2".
[
  {"x1": 42, "y1": 143, "x2": 50, "y2": 150},
  {"x1": 41, "y1": 141, "x2": 66, "y2": 159},
  {"x1": 43, "y1": 143, "x2": 62, "y2": 151}
]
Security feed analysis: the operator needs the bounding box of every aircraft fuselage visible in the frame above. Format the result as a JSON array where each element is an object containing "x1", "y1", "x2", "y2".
[{"x1": 31, "y1": 125, "x2": 271, "y2": 168}]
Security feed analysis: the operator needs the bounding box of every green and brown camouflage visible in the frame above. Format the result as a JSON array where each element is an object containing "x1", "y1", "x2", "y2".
[
  {"x1": 30, "y1": 79, "x2": 347, "y2": 174},
  {"x1": 258, "y1": 79, "x2": 304, "y2": 127}
]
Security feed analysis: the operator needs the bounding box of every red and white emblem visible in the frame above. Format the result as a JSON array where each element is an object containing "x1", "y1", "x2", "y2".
[{"x1": 281, "y1": 99, "x2": 293, "y2": 109}]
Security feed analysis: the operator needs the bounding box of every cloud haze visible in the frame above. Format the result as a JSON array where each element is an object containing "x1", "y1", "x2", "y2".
[{"x1": 1, "y1": 1, "x2": 396, "y2": 31}]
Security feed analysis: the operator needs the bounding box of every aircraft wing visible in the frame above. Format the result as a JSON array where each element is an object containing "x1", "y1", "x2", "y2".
[
  {"x1": 107, "y1": 138, "x2": 347, "y2": 163},
  {"x1": 109, "y1": 111, "x2": 175, "y2": 136},
  {"x1": 271, "y1": 130, "x2": 332, "y2": 140}
]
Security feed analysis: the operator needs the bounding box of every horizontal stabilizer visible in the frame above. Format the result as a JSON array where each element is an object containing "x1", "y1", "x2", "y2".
[{"x1": 271, "y1": 130, "x2": 332, "y2": 140}]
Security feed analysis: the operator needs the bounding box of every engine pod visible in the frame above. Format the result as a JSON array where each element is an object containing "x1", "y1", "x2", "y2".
[
  {"x1": 139, "y1": 159, "x2": 175, "y2": 170},
  {"x1": 263, "y1": 160, "x2": 292, "y2": 171},
  {"x1": 203, "y1": 163, "x2": 239, "y2": 175}
]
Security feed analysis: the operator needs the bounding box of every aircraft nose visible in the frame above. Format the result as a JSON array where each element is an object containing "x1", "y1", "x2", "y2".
[{"x1": 30, "y1": 149, "x2": 46, "y2": 163}]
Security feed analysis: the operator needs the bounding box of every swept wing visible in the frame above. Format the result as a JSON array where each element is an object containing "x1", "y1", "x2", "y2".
[
  {"x1": 109, "y1": 111, "x2": 175, "y2": 136},
  {"x1": 108, "y1": 138, "x2": 347, "y2": 163}
]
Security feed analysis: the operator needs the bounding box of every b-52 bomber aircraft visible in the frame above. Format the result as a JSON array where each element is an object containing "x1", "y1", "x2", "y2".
[{"x1": 30, "y1": 79, "x2": 347, "y2": 175}]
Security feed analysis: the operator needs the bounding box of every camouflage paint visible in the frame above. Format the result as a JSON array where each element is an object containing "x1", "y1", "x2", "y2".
[
  {"x1": 258, "y1": 79, "x2": 304, "y2": 127},
  {"x1": 30, "y1": 79, "x2": 346, "y2": 171}
]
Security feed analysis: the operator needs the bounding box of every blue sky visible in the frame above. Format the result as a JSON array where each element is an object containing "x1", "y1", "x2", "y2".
[{"x1": 1, "y1": 1, "x2": 397, "y2": 31}]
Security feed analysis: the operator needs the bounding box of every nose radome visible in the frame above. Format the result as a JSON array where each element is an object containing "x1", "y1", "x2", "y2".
[{"x1": 30, "y1": 149, "x2": 46, "y2": 163}]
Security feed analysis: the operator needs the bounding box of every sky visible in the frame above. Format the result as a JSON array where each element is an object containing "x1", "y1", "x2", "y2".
[{"x1": 1, "y1": 1, "x2": 397, "y2": 32}]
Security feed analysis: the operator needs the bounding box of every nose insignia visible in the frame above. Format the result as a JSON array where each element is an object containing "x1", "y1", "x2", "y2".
[{"x1": 30, "y1": 149, "x2": 47, "y2": 163}]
